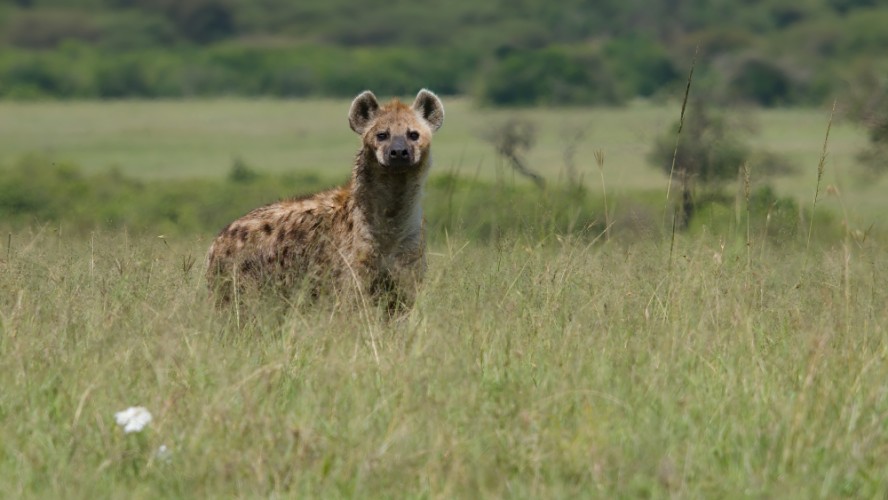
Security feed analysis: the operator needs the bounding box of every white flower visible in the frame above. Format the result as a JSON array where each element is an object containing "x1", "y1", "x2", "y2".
[
  {"x1": 156, "y1": 444, "x2": 172, "y2": 462},
  {"x1": 114, "y1": 406, "x2": 153, "y2": 434}
]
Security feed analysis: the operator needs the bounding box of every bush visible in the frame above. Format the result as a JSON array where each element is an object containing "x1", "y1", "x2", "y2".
[
  {"x1": 0, "y1": 156, "x2": 848, "y2": 246},
  {"x1": 97, "y1": 11, "x2": 178, "y2": 50},
  {"x1": 648, "y1": 99, "x2": 797, "y2": 229},
  {"x1": 602, "y1": 36, "x2": 680, "y2": 98},
  {"x1": 171, "y1": 0, "x2": 237, "y2": 44},
  {"x1": 843, "y1": 61, "x2": 888, "y2": 178},
  {"x1": 725, "y1": 56, "x2": 799, "y2": 106},
  {"x1": 1, "y1": 0, "x2": 888, "y2": 105},
  {"x1": 0, "y1": 44, "x2": 477, "y2": 100},
  {"x1": 478, "y1": 46, "x2": 622, "y2": 106},
  {"x1": 1, "y1": 57, "x2": 80, "y2": 98},
  {"x1": 690, "y1": 185, "x2": 838, "y2": 242},
  {"x1": 0, "y1": 155, "x2": 320, "y2": 234},
  {"x1": 648, "y1": 100, "x2": 751, "y2": 185},
  {"x1": 0, "y1": 156, "x2": 611, "y2": 241}
]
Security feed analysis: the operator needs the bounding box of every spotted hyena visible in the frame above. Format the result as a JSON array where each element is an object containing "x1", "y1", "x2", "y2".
[{"x1": 205, "y1": 89, "x2": 445, "y2": 310}]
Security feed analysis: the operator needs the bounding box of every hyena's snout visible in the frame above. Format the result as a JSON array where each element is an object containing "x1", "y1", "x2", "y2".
[{"x1": 385, "y1": 136, "x2": 414, "y2": 167}]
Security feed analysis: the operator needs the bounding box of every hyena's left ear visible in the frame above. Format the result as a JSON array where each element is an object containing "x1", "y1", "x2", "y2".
[
  {"x1": 412, "y1": 89, "x2": 444, "y2": 132},
  {"x1": 349, "y1": 90, "x2": 380, "y2": 134}
]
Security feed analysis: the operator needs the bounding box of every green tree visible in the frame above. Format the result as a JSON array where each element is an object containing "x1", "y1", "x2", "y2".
[
  {"x1": 847, "y1": 66, "x2": 888, "y2": 177},
  {"x1": 479, "y1": 47, "x2": 621, "y2": 106},
  {"x1": 649, "y1": 99, "x2": 751, "y2": 227}
]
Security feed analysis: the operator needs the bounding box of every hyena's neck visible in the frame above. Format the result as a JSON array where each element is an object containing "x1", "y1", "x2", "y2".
[{"x1": 350, "y1": 148, "x2": 428, "y2": 248}]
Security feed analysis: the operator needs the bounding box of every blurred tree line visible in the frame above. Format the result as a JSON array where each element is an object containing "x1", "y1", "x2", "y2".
[
  {"x1": 0, "y1": 0, "x2": 888, "y2": 106},
  {"x1": 0, "y1": 154, "x2": 838, "y2": 243}
]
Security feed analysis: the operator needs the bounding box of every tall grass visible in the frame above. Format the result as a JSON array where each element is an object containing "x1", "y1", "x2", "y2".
[
  {"x1": 803, "y1": 99, "x2": 837, "y2": 273},
  {"x1": 0, "y1": 97, "x2": 885, "y2": 497},
  {"x1": 1, "y1": 220, "x2": 886, "y2": 497}
]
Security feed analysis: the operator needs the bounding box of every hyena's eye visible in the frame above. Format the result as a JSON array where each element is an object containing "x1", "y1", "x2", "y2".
[
  {"x1": 407, "y1": 131, "x2": 420, "y2": 141},
  {"x1": 376, "y1": 131, "x2": 389, "y2": 141}
]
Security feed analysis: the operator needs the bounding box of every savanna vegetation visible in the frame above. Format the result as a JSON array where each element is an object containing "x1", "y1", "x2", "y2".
[
  {"x1": 1, "y1": 0, "x2": 888, "y2": 107},
  {"x1": 1, "y1": 95, "x2": 887, "y2": 496},
  {"x1": 2, "y1": 0, "x2": 888, "y2": 496},
  {"x1": 1, "y1": 220, "x2": 886, "y2": 498}
]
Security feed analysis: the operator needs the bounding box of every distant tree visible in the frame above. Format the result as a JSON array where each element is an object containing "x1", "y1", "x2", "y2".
[
  {"x1": 649, "y1": 98, "x2": 798, "y2": 227},
  {"x1": 228, "y1": 157, "x2": 259, "y2": 184},
  {"x1": 174, "y1": 0, "x2": 235, "y2": 44},
  {"x1": 479, "y1": 47, "x2": 621, "y2": 106},
  {"x1": 648, "y1": 99, "x2": 751, "y2": 227},
  {"x1": 827, "y1": 0, "x2": 879, "y2": 14},
  {"x1": 724, "y1": 55, "x2": 802, "y2": 106},
  {"x1": 651, "y1": 100, "x2": 751, "y2": 183},
  {"x1": 483, "y1": 119, "x2": 545, "y2": 189},
  {"x1": 846, "y1": 67, "x2": 888, "y2": 177},
  {"x1": 105, "y1": 0, "x2": 235, "y2": 44},
  {"x1": 602, "y1": 36, "x2": 679, "y2": 97}
]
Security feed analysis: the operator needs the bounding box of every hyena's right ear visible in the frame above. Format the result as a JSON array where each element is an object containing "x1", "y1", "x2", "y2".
[{"x1": 348, "y1": 90, "x2": 380, "y2": 134}]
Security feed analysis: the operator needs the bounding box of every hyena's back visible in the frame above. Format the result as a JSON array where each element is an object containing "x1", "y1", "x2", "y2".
[{"x1": 205, "y1": 186, "x2": 360, "y2": 302}]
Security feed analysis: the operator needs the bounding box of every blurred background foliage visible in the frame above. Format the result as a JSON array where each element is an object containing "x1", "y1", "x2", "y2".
[
  {"x1": 1, "y1": 0, "x2": 887, "y2": 107},
  {"x1": 0, "y1": 154, "x2": 838, "y2": 244}
]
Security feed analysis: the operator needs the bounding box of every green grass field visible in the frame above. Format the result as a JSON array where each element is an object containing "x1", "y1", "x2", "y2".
[
  {"x1": 0, "y1": 99, "x2": 863, "y2": 183},
  {"x1": 1, "y1": 98, "x2": 887, "y2": 497},
  {"x1": 0, "y1": 98, "x2": 881, "y2": 213},
  {"x1": 2, "y1": 229, "x2": 886, "y2": 497}
]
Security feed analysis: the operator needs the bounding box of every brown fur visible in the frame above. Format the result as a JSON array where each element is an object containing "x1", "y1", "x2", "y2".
[{"x1": 205, "y1": 89, "x2": 444, "y2": 310}]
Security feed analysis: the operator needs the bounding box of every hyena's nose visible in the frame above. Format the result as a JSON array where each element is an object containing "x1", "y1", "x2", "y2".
[{"x1": 387, "y1": 137, "x2": 411, "y2": 165}]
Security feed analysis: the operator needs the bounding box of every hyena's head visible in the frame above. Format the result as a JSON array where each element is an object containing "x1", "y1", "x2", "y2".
[{"x1": 348, "y1": 89, "x2": 444, "y2": 172}]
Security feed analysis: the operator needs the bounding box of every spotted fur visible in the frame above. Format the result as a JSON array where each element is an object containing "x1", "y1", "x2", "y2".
[{"x1": 205, "y1": 89, "x2": 444, "y2": 310}]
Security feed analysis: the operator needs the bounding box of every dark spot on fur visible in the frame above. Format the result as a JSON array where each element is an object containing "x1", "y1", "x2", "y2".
[
  {"x1": 289, "y1": 226, "x2": 306, "y2": 243},
  {"x1": 240, "y1": 260, "x2": 255, "y2": 274},
  {"x1": 277, "y1": 229, "x2": 287, "y2": 243},
  {"x1": 239, "y1": 228, "x2": 249, "y2": 242},
  {"x1": 262, "y1": 223, "x2": 273, "y2": 235},
  {"x1": 225, "y1": 248, "x2": 232, "y2": 257}
]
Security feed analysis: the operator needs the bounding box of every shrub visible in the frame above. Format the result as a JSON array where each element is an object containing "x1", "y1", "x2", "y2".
[
  {"x1": 1, "y1": 57, "x2": 79, "y2": 98},
  {"x1": 690, "y1": 185, "x2": 838, "y2": 242},
  {"x1": 648, "y1": 100, "x2": 751, "y2": 185},
  {"x1": 171, "y1": 0, "x2": 237, "y2": 44},
  {"x1": 720, "y1": 55, "x2": 807, "y2": 106},
  {"x1": 0, "y1": 156, "x2": 847, "y2": 245},
  {"x1": 0, "y1": 44, "x2": 477, "y2": 100},
  {"x1": 478, "y1": 46, "x2": 622, "y2": 106},
  {"x1": 843, "y1": 61, "x2": 888, "y2": 178},
  {"x1": 602, "y1": 36, "x2": 680, "y2": 98},
  {"x1": 0, "y1": 156, "x2": 610, "y2": 241},
  {"x1": 97, "y1": 11, "x2": 178, "y2": 50},
  {"x1": 648, "y1": 99, "x2": 797, "y2": 229}
]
